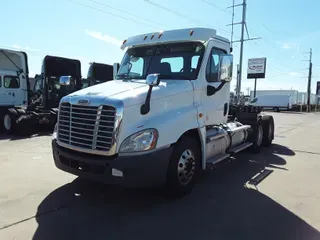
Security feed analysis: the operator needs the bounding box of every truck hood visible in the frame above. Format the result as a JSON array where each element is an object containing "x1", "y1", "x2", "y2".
[{"x1": 67, "y1": 79, "x2": 193, "y2": 107}]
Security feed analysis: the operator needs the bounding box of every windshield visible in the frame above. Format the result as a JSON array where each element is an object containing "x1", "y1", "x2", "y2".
[
  {"x1": 116, "y1": 42, "x2": 205, "y2": 80},
  {"x1": 48, "y1": 76, "x2": 78, "y2": 95}
]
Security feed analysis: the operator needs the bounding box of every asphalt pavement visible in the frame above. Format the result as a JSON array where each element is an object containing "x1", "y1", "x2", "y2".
[{"x1": 0, "y1": 112, "x2": 320, "y2": 240}]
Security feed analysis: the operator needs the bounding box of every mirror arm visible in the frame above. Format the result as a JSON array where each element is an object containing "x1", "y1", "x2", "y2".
[
  {"x1": 215, "y1": 81, "x2": 227, "y2": 92},
  {"x1": 207, "y1": 81, "x2": 227, "y2": 96},
  {"x1": 140, "y1": 85, "x2": 153, "y2": 115}
]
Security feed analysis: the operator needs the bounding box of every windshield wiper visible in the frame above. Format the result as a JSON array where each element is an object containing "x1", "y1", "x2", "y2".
[{"x1": 116, "y1": 73, "x2": 132, "y2": 79}]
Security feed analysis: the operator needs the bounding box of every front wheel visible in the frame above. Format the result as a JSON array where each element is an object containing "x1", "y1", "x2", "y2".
[
  {"x1": 165, "y1": 136, "x2": 200, "y2": 197},
  {"x1": 3, "y1": 109, "x2": 18, "y2": 133}
]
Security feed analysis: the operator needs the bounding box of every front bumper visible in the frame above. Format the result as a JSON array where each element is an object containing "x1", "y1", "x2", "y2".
[{"x1": 52, "y1": 140, "x2": 173, "y2": 188}]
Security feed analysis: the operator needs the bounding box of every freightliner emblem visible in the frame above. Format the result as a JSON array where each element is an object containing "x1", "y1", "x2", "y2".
[{"x1": 77, "y1": 99, "x2": 90, "y2": 105}]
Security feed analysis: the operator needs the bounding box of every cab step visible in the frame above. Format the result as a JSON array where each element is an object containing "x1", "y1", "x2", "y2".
[
  {"x1": 206, "y1": 153, "x2": 230, "y2": 166},
  {"x1": 228, "y1": 142, "x2": 253, "y2": 155}
]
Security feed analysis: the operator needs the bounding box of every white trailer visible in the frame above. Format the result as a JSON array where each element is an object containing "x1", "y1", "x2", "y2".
[
  {"x1": 249, "y1": 94, "x2": 292, "y2": 112},
  {"x1": 52, "y1": 28, "x2": 275, "y2": 197},
  {"x1": 250, "y1": 90, "x2": 298, "y2": 105}
]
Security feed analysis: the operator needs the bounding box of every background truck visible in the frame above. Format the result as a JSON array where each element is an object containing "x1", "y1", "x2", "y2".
[
  {"x1": 2, "y1": 54, "x2": 82, "y2": 134},
  {"x1": 82, "y1": 62, "x2": 114, "y2": 88},
  {"x1": 249, "y1": 94, "x2": 292, "y2": 112},
  {"x1": 52, "y1": 28, "x2": 275, "y2": 197},
  {"x1": 0, "y1": 48, "x2": 30, "y2": 131}
]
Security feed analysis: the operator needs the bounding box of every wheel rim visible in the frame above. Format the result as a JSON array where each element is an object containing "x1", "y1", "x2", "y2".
[
  {"x1": 257, "y1": 125, "x2": 263, "y2": 146},
  {"x1": 177, "y1": 149, "x2": 196, "y2": 185},
  {"x1": 4, "y1": 114, "x2": 11, "y2": 130}
]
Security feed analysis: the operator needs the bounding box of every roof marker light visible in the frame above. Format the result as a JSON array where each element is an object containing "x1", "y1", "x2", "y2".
[
  {"x1": 158, "y1": 32, "x2": 163, "y2": 39},
  {"x1": 150, "y1": 34, "x2": 155, "y2": 39},
  {"x1": 143, "y1": 35, "x2": 147, "y2": 40},
  {"x1": 122, "y1": 39, "x2": 127, "y2": 45},
  {"x1": 190, "y1": 30, "x2": 194, "y2": 36}
]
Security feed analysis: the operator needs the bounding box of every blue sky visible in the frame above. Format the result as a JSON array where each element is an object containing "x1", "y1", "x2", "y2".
[{"x1": 2, "y1": 0, "x2": 320, "y2": 93}]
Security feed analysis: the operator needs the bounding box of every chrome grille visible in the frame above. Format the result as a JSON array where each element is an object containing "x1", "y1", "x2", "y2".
[{"x1": 57, "y1": 102, "x2": 116, "y2": 151}]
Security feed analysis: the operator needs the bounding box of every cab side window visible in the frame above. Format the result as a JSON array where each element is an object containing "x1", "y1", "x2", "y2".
[
  {"x1": 34, "y1": 78, "x2": 42, "y2": 92},
  {"x1": 4, "y1": 76, "x2": 20, "y2": 88},
  {"x1": 206, "y1": 48, "x2": 226, "y2": 82}
]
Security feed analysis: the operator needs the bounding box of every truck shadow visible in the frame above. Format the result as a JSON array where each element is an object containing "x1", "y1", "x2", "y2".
[
  {"x1": 0, "y1": 131, "x2": 52, "y2": 141},
  {"x1": 32, "y1": 144, "x2": 320, "y2": 240}
]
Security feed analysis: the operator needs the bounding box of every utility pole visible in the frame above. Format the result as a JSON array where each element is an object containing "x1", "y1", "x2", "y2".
[
  {"x1": 307, "y1": 48, "x2": 312, "y2": 112},
  {"x1": 227, "y1": 0, "x2": 261, "y2": 97},
  {"x1": 238, "y1": 0, "x2": 246, "y2": 97}
]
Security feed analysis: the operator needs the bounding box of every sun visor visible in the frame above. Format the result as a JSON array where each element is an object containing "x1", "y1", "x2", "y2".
[
  {"x1": 43, "y1": 55, "x2": 81, "y2": 78},
  {"x1": 88, "y1": 62, "x2": 113, "y2": 81}
]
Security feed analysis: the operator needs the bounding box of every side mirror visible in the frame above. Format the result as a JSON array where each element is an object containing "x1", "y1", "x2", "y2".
[
  {"x1": 219, "y1": 54, "x2": 233, "y2": 82},
  {"x1": 113, "y1": 63, "x2": 120, "y2": 79},
  {"x1": 146, "y1": 74, "x2": 160, "y2": 86},
  {"x1": 59, "y1": 76, "x2": 71, "y2": 85}
]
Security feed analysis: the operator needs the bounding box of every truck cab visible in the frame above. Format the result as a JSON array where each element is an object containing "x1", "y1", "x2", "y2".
[
  {"x1": 0, "y1": 49, "x2": 29, "y2": 131},
  {"x1": 52, "y1": 28, "x2": 275, "y2": 196},
  {"x1": 3, "y1": 55, "x2": 83, "y2": 134},
  {"x1": 82, "y1": 62, "x2": 114, "y2": 88}
]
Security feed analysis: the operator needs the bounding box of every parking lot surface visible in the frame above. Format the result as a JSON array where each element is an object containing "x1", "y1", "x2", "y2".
[{"x1": 0, "y1": 112, "x2": 320, "y2": 240}]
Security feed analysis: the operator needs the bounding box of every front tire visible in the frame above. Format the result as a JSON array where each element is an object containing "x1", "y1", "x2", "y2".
[
  {"x1": 165, "y1": 136, "x2": 200, "y2": 197},
  {"x1": 3, "y1": 109, "x2": 18, "y2": 133}
]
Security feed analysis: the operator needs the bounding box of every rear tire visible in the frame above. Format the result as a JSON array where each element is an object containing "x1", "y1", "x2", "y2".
[
  {"x1": 15, "y1": 114, "x2": 37, "y2": 136},
  {"x1": 165, "y1": 137, "x2": 200, "y2": 197},
  {"x1": 247, "y1": 118, "x2": 264, "y2": 153},
  {"x1": 0, "y1": 108, "x2": 5, "y2": 132},
  {"x1": 262, "y1": 115, "x2": 274, "y2": 146}
]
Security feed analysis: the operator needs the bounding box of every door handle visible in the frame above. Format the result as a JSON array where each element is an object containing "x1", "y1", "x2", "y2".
[{"x1": 12, "y1": 92, "x2": 15, "y2": 97}]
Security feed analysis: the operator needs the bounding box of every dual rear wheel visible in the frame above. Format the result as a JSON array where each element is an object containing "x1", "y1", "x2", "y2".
[{"x1": 247, "y1": 115, "x2": 274, "y2": 153}]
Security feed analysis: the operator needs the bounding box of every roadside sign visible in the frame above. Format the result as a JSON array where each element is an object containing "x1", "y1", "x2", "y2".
[
  {"x1": 247, "y1": 57, "x2": 267, "y2": 79},
  {"x1": 316, "y1": 81, "x2": 320, "y2": 95}
]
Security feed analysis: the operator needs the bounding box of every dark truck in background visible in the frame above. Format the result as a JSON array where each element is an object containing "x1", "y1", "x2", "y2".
[{"x1": 82, "y1": 62, "x2": 114, "y2": 88}]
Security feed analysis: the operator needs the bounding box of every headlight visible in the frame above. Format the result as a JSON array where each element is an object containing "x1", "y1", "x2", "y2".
[
  {"x1": 52, "y1": 123, "x2": 58, "y2": 140},
  {"x1": 119, "y1": 129, "x2": 158, "y2": 153}
]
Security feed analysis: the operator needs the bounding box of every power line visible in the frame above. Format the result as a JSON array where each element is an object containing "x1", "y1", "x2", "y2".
[
  {"x1": 202, "y1": 0, "x2": 232, "y2": 14},
  {"x1": 67, "y1": 0, "x2": 159, "y2": 29},
  {"x1": 143, "y1": 0, "x2": 231, "y2": 34},
  {"x1": 261, "y1": 23, "x2": 278, "y2": 38},
  {"x1": 252, "y1": 41, "x2": 298, "y2": 73},
  {"x1": 143, "y1": 0, "x2": 202, "y2": 23},
  {"x1": 89, "y1": 0, "x2": 167, "y2": 28}
]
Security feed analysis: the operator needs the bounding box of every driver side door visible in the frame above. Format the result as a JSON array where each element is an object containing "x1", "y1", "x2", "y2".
[{"x1": 202, "y1": 41, "x2": 230, "y2": 125}]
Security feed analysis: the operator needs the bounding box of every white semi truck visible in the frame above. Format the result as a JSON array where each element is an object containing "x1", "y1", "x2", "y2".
[
  {"x1": 52, "y1": 28, "x2": 275, "y2": 196},
  {"x1": 0, "y1": 48, "x2": 30, "y2": 131}
]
